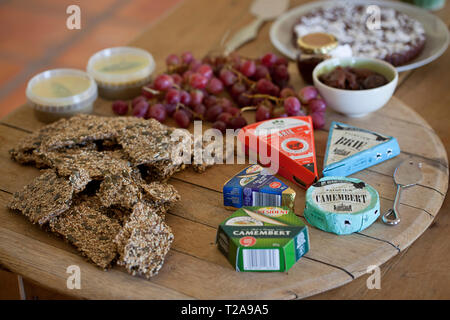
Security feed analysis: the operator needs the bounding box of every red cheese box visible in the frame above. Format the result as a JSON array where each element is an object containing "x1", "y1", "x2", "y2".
[{"x1": 237, "y1": 116, "x2": 318, "y2": 189}]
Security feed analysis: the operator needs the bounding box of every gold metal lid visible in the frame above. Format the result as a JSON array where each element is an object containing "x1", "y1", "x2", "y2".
[{"x1": 297, "y1": 32, "x2": 338, "y2": 54}]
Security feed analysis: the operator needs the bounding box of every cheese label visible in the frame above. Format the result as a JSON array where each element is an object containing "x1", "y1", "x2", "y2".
[
  {"x1": 304, "y1": 177, "x2": 380, "y2": 235},
  {"x1": 323, "y1": 122, "x2": 400, "y2": 177},
  {"x1": 216, "y1": 206, "x2": 310, "y2": 272},
  {"x1": 223, "y1": 164, "x2": 296, "y2": 211},
  {"x1": 311, "y1": 179, "x2": 371, "y2": 214},
  {"x1": 238, "y1": 117, "x2": 318, "y2": 188}
]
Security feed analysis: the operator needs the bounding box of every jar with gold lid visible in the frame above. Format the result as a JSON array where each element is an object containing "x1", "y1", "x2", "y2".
[{"x1": 296, "y1": 32, "x2": 351, "y2": 84}]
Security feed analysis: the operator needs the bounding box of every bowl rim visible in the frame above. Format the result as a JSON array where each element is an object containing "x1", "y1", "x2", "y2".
[{"x1": 312, "y1": 57, "x2": 399, "y2": 93}]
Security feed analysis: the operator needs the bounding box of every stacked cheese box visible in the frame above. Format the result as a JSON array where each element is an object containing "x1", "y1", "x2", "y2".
[{"x1": 218, "y1": 116, "x2": 400, "y2": 272}]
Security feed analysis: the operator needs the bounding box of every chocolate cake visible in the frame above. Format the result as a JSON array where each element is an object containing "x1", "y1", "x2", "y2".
[{"x1": 292, "y1": 4, "x2": 426, "y2": 66}]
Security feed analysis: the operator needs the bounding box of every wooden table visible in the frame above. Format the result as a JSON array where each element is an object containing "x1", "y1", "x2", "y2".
[{"x1": 1, "y1": 0, "x2": 449, "y2": 299}]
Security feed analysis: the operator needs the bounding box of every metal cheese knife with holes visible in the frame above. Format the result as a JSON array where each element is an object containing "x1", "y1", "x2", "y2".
[
  {"x1": 223, "y1": 0, "x2": 290, "y2": 55},
  {"x1": 382, "y1": 160, "x2": 423, "y2": 226}
]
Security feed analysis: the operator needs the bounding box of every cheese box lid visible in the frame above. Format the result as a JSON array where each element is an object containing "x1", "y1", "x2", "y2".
[
  {"x1": 238, "y1": 116, "x2": 318, "y2": 189},
  {"x1": 216, "y1": 206, "x2": 310, "y2": 272},
  {"x1": 323, "y1": 122, "x2": 400, "y2": 177},
  {"x1": 304, "y1": 177, "x2": 380, "y2": 235}
]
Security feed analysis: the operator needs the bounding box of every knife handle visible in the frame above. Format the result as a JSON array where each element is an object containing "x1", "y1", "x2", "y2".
[{"x1": 224, "y1": 17, "x2": 265, "y2": 55}]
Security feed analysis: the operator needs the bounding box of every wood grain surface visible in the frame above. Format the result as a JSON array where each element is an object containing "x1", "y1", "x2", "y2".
[{"x1": 0, "y1": 0, "x2": 449, "y2": 299}]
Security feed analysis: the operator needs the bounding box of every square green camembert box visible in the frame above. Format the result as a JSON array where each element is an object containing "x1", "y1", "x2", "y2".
[{"x1": 216, "y1": 206, "x2": 310, "y2": 272}]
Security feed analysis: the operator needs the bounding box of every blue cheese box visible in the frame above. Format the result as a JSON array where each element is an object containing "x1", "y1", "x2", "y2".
[
  {"x1": 223, "y1": 165, "x2": 296, "y2": 211},
  {"x1": 304, "y1": 177, "x2": 380, "y2": 235},
  {"x1": 323, "y1": 122, "x2": 400, "y2": 177}
]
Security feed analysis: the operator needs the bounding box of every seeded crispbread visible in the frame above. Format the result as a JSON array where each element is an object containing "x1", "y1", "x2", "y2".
[
  {"x1": 141, "y1": 181, "x2": 180, "y2": 209},
  {"x1": 97, "y1": 174, "x2": 141, "y2": 210},
  {"x1": 50, "y1": 201, "x2": 121, "y2": 269},
  {"x1": 115, "y1": 202, "x2": 173, "y2": 278},
  {"x1": 8, "y1": 169, "x2": 74, "y2": 225}
]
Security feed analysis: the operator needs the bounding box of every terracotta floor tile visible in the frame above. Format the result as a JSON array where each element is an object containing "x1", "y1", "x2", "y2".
[
  {"x1": 115, "y1": 0, "x2": 183, "y2": 25},
  {"x1": 0, "y1": 83, "x2": 27, "y2": 119},
  {"x1": 0, "y1": 61, "x2": 24, "y2": 87},
  {"x1": 11, "y1": 0, "x2": 120, "y2": 16},
  {"x1": 0, "y1": 5, "x2": 72, "y2": 61},
  {"x1": 54, "y1": 20, "x2": 145, "y2": 69}
]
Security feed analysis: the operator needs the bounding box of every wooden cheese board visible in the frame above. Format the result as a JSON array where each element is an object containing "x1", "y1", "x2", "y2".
[{"x1": 0, "y1": 90, "x2": 447, "y2": 299}]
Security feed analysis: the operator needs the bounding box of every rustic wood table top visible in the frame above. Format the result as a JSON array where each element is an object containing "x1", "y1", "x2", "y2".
[{"x1": 0, "y1": 0, "x2": 449, "y2": 299}]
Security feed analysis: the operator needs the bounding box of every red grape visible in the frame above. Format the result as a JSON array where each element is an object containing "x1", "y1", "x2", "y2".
[
  {"x1": 181, "y1": 51, "x2": 193, "y2": 64},
  {"x1": 229, "y1": 116, "x2": 247, "y2": 129},
  {"x1": 212, "y1": 120, "x2": 227, "y2": 133},
  {"x1": 240, "y1": 60, "x2": 256, "y2": 77},
  {"x1": 256, "y1": 79, "x2": 273, "y2": 94},
  {"x1": 183, "y1": 70, "x2": 194, "y2": 82},
  {"x1": 280, "y1": 87, "x2": 295, "y2": 98},
  {"x1": 180, "y1": 90, "x2": 191, "y2": 105},
  {"x1": 219, "y1": 69, "x2": 237, "y2": 86},
  {"x1": 274, "y1": 56, "x2": 288, "y2": 66},
  {"x1": 165, "y1": 103, "x2": 177, "y2": 116},
  {"x1": 311, "y1": 112, "x2": 325, "y2": 129},
  {"x1": 218, "y1": 97, "x2": 232, "y2": 110},
  {"x1": 190, "y1": 90, "x2": 204, "y2": 106},
  {"x1": 206, "y1": 77, "x2": 224, "y2": 94},
  {"x1": 261, "y1": 53, "x2": 277, "y2": 67},
  {"x1": 172, "y1": 73, "x2": 183, "y2": 85},
  {"x1": 166, "y1": 54, "x2": 180, "y2": 66},
  {"x1": 165, "y1": 88, "x2": 181, "y2": 104},
  {"x1": 197, "y1": 64, "x2": 213, "y2": 79},
  {"x1": 284, "y1": 97, "x2": 301, "y2": 116},
  {"x1": 147, "y1": 104, "x2": 167, "y2": 122},
  {"x1": 298, "y1": 86, "x2": 318, "y2": 104},
  {"x1": 255, "y1": 105, "x2": 271, "y2": 122},
  {"x1": 227, "y1": 106, "x2": 241, "y2": 117},
  {"x1": 188, "y1": 59, "x2": 201, "y2": 72},
  {"x1": 230, "y1": 82, "x2": 247, "y2": 98},
  {"x1": 205, "y1": 105, "x2": 223, "y2": 122},
  {"x1": 192, "y1": 104, "x2": 206, "y2": 118},
  {"x1": 112, "y1": 100, "x2": 128, "y2": 115},
  {"x1": 154, "y1": 74, "x2": 173, "y2": 91},
  {"x1": 308, "y1": 98, "x2": 326, "y2": 113},
  {"x1": 273, "y1": 64, "x2": 289, "y2": 87},
  {"x1": 253, "y1": 65, "x2": 269, "y2": 80},
  {"x1": 189, "y1": 73, "x2": 208, "y2": 89},
  {"x1": 237, "y1": 92, "x2": 252, "y2": 107},
  {"x1": 203, "y1": 95, "x2": 218, "y2": 108},
  {"x1": 174, "y1": 109, "x2": 191, "y2": 128},
  {"x1": 132, "y1": 100, "x2": 149, "y2": 118},
  {"x1": 217, "y1": 112, "x2": 232, "y2": 125},
  {"x1": 132, "y1": 96, "x2": 146, "y2": 108}
]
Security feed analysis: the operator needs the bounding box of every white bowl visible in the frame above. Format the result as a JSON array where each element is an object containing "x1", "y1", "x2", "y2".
[{"x1": 312, "y1": 57, "x2": 398, "y2": 118}]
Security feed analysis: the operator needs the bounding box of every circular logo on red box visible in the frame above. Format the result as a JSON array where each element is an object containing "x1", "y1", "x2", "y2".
[
  {"x1": 269, "y1": 181, "x2": 281, "y2": 189},
  {"x1": 239, "y1": 236, "x2": 256, "y2": 247}
]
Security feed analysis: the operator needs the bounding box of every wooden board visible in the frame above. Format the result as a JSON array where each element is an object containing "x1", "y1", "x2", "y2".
[{"x1": 0, "y1": 0, "x2": 448, "y2": 300}]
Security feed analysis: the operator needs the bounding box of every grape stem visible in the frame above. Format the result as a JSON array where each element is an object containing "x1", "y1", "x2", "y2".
[
  {"x1": 243, "y1": 93, "x2": 284, "y2": 103},
  {"x1": 240, "y1": 106, "x2": 257, "y2": 113},
  {"x1": 142, "y1": 86, "x2": 161, "y2": 95},
  {"x1": 226, "y1": 66, "x2": 255, "y2": 87}
]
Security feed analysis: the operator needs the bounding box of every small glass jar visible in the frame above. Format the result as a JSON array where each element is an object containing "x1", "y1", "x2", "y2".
[
  {"x1": 87, "y1": 46, "x2": 155, "y2": 100},
  {"x1": 296, "y1": 33, "x2": 339, "y2": 84},
  {"x1": 26, "y1": 68, "x2": 98, "y2": 123}
]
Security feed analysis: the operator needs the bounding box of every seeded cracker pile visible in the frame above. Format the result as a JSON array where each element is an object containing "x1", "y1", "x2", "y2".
[{"x1": 8, "y1": 114, "x2": 215, "y2": 278}]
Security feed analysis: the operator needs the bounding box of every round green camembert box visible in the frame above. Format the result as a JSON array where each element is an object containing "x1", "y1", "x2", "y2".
[{"x1": 304, "y1": 177, "x2": 380, "y2": 235}]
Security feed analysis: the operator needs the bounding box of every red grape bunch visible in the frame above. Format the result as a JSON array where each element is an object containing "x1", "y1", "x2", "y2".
[{"x1": 111, "y1": 51, "x2": 327, "y2": 130}]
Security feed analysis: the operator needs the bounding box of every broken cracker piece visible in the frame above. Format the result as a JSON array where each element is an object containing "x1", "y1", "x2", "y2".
[
  {"x1": 50, "y1": 202, "x2": 121, "y2": 269},
  {"x1": 8, "y1": 170, "x2": 74, "y2": 225},
  {"x1": 115, "y1": 202, "x2": 173, "y2": 278}
]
